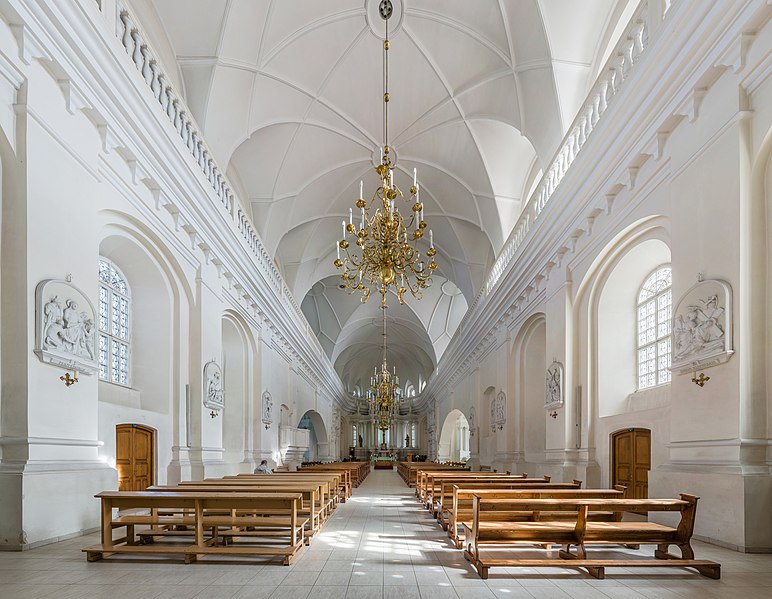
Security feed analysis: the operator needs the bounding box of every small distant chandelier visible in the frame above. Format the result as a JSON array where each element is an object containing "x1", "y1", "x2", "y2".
[
  {"x1": 334, "y1": 0, "x2": 437, "y2": 308},
  {"x1": 367, "y1": 307, "x2": 403, "y2": 431}
]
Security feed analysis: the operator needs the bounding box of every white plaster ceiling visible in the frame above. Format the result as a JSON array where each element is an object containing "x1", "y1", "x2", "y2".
[{"x1": 134, "y1": 0, "x2": 635, "y2": 396}]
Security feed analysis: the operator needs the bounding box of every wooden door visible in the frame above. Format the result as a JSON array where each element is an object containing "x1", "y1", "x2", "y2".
[
  {"x1": 611, "y1": 428, "x2": 650, "y2": 498},
  {"x1": 116, "y1": 424, "x2": 155, "y2": 491}
]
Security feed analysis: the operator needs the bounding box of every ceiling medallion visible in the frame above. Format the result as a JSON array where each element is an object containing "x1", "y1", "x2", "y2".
[{"x1": 335, "y1": 0, "x2": 437, "y2": 309}]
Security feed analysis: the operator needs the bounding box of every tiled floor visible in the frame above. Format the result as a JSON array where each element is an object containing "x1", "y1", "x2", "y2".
[{"x1": 2, "y1": 469, "x2": 772, "y2": 598}]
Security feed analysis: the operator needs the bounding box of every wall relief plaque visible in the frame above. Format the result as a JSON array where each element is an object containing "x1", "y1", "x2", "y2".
[
  {"x1": 262, "y1": 390, "x2": 273, "y2": 428},
  {"x1": 203, "y1": 360, "x2": 224, "y2": 412},
  {"x1": 545, "y1": 361, "x2": 564, "y2": 409},
  {"x1": 490, "y1": 391, "x2": 506, "y2": 431},
  {"x1": 670, "y1": 278, "x2": 733, "y2": 374},
  {"x1": 34, "y1": 279, "x2": 98, "y2": 374}
]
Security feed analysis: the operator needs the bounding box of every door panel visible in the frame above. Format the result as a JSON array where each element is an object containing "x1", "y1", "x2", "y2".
[
  {"x1": 612, "y1": 428, "x2": 651, "y2": 499},
  {"x1": 116, "y1": 424, "x2": 155, "y2": 491}
]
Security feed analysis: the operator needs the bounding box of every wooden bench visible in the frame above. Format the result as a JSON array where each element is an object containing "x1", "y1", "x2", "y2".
[
  {"x1": 416, "y1": 470, "x2": 526, "y2": 502},
  {"x1": 447, "y1": 486, "x2": 623, "y2": 548},
  {"x1": 228, "y1": 472, "x2": 345, "y2": 504},
  {"x1": 206, "y1": 475, "x2": 337, "y2": 517},
  {"x1": 420, "y1": 473, "x2": 538, "y2": 512},
  {"x1": 148, "y1": 482, "x2": 326, "y2": 539},
  {"x1": 461, "y1": 494, "x2": 720, "y2": 580},
  {"x1": 397, "y1": 462, "x2": 469, "y2": 487},
  {"x1": 83, "y1": 491, "x2": 307, "y2": 565}
]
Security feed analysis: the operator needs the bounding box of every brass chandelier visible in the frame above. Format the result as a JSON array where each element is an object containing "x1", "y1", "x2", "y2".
[
  {"x1": 367, "y1": 306, "x2": 403, "y2": 431},
  {"x1": 334, "y1": 0, "x2": 437, "y2": 308}
]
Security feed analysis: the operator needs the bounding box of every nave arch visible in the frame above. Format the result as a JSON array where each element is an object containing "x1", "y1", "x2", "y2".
[
  {"x1": 297, "y1": 409, "x2": 329, "y2": 462},
  {"x1": 96, "y1": 214, "x2": 194, "y2": 485},
  {"x1": 437, "y1": 409, "x2": 470, "y2": 463},
  {"x1": 221, "y1": 311, "x2": 257, "y2": 465},
  {"x1": 510, "y1": 313, "x2": 547, "y2": 474},
  {"x1": 573, "y1": 217, "x2": 672, "y2": 488}
]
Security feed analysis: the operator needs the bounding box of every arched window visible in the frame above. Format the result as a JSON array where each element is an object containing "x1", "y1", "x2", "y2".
[
  {"x1": 98, "y1": 258, "x2": 131, "y2": 385},
  {"x1": 637, "y1": 265, "x2": 672, "y2": 389}
]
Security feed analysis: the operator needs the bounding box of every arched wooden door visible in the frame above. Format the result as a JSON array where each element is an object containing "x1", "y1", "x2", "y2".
[
  {"x1": 611, "y1": 428, "x2": 651, "y2": 498},
  {"x1": 116, "y1": 424, "x2": 155, "y2": 491}
]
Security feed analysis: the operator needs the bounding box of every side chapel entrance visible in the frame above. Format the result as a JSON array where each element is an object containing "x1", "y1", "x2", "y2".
[
  {"x1": 116, "y1": 423, "x2": 155, "y2": 490},
  {"x1": 611, "y1": 428, "x2": 651, "y2": 498}
]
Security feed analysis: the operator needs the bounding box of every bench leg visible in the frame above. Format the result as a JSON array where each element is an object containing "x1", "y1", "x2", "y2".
[
  {"x1": 559, "y1": 544, "x2": 604, "y2": 579},
  {"x1": 86, "y1": 551, "x2": 103, "y2": 562}
]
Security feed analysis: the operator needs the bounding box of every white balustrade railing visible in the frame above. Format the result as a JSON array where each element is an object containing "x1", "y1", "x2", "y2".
[
  {"x1": 113, "y1": 3, "x2": 333, "y2": 373},
  {"x1": 484, "y1": 0, "x2": 653, "y2": 295},
  {"x1": 116, "y1": 6, "x2": 286, "y2": 292}
]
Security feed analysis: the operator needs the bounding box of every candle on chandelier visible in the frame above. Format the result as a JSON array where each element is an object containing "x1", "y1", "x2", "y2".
[
  {"x1": 361, "y1": 207, "x2": 365, "y2": 228},
  {"x1": 401, "y1": 273, "x2": 405, "y2": 288},
  {"x1": 389, "y1": 170, "x2": 393, "y2": 188},
  {"x1": 359, "y1": 180, "x2": 363, "y2": 199},
  {"x1": 429, "y1": 230, "x2": 433, "y2": 248},
  {"x1": 413, "y1": 167, "x2": 417, "y2": 187},
  {"x1": 336, "y1": 242, "x2": 340, "y2": 260},
  {"x1": 389, "y1": 200, "x2": 394, "y2": 216},
  {"x1": 349, "y1": 207, "x2": 353, "y2": 225},
  {"x1": 342, "y1": 219, "x2": 346, "y2": 238}
]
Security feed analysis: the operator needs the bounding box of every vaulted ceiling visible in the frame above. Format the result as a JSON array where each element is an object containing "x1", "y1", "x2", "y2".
[{"x1": 131, "y1": 0, "x2": 636, "y2": 397}]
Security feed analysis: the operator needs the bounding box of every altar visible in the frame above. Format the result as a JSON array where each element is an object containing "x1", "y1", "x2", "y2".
[{"x1": 372, "y1": 455, "x2": 394, "y2": 469}]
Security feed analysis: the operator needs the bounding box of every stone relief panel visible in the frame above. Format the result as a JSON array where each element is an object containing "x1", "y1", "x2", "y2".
[
  {"x1": 262, "y1": 390, "x2": 273, "y2": 428},
  {"x1": 35, "y1": 279, "x2": 98, "y2": 374},
  {"x1": 545, "y1": 361, "x2": 564, "y2": 409},
  {"x1": 468, "y1": 406, "x2": 476, "y2": 436},
  {"x1": 671, "y1": 278, "x2": 733, "y2": 374},
  {"x1": 490, "y1": 391, "x2": 506, "y2": 432},
  {"x1": 203, "y1": 360, "x2": 224, "y2": 411}
]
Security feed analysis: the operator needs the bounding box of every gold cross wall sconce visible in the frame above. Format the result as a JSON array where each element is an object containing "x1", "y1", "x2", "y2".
[
  {"x1": 60, "y1": 370, "x2": 79, "y2": 387},
  {"x1": 691, "y1": 371, "x2": 710, "y2": 387}
]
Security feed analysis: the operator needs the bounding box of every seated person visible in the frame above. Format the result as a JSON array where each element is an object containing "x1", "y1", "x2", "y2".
[{"x1": 254, "y1": 459, "x2": 273, "y2": 474}]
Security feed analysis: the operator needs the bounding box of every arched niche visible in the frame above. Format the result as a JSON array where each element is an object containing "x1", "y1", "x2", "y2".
[
  {"x1": 597, "y1": 238, "x2": 671, "y2": 416},
  {"x1": 98, "y1": 232, "x2": 174, "y2": 414},
  {"x1": 297, "y1": 409, "x2": 329, "y2": 462},
  {"x1": 512, "y1": 314, "x2": 547, "y2": 464},
  {"x1": 438, "y1": 409, "x2": 470, "y2": 462},
  {"x1": 481, "y1": 386, "x2": 496, "y2": 438},
  {"x1": 222, "y1": 312, "x2": 254, "y2": 463}
]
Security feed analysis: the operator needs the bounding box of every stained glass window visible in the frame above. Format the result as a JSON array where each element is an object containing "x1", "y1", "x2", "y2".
[
  {"x1": 98, "y1": 258, "x2": 130, "y2": 386},
  {"x1": 637, "y1": 265, "x2": 672, "y2": 389}
]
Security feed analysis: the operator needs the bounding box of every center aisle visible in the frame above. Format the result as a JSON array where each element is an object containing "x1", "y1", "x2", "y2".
[
  {"x1": 284, "y1": 466, "x2": 489, "y2": 599},
  {"x1": 272, "y1": 467, "x2": 644, "y2": 599}
]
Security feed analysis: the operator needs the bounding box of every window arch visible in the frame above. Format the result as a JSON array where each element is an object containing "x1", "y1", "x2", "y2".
[
  {"x1": 98, "y1": 258, "x2": 131, "y2": 385},
  {"x1": 637, "y1": 265, "x2": 672, "y2": 389}
]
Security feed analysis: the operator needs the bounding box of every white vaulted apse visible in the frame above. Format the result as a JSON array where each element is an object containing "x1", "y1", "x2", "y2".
[{"x1": 133, "y1": 0, "x2": 637, "y2": 394}]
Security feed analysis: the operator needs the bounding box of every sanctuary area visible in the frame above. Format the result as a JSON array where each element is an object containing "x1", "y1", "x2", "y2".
[{"x1": 1, "y1": 1, "x2": 772, "y2": 598}]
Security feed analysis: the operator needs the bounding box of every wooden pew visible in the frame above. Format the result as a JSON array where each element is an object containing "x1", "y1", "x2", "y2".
[
  {"x1": 404, "y1": 463, "x2": 470, "y2": 488},
  {"x1": 461, "y1": 494, "x2": 721, "y2": 580},
  {"x1": 415, "y1": 470, "x2": 523, "y2": 502},
  {"x1": 398, "y1": 462, "x2": 469, "y2": 487},
  {"x1": 83, "y1": 491, "x2": 306, "y2": 565},
  {"x1": 447, "y1": 486, "x2": 622, "y2": 548},
  {"x1": 225, "y1": 472, "x2": 345, "y2": 504},
  {"x1": 420, "y1": 473, "x2": 536, "y2": 510},
  {"x1": 148, "y1": 482, "x2": 326, "y2": 540},
  {"x1": 299, "y1": 462, "x2": 370, "y2": 489}
]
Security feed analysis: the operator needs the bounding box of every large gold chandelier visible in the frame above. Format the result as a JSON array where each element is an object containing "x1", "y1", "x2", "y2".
[
  {"x1": 334, "y1": 0, "x2": 437, "y2": 308},
  {"x1": 367, "y1": 307, "x2": 403, "y2": 431}
]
